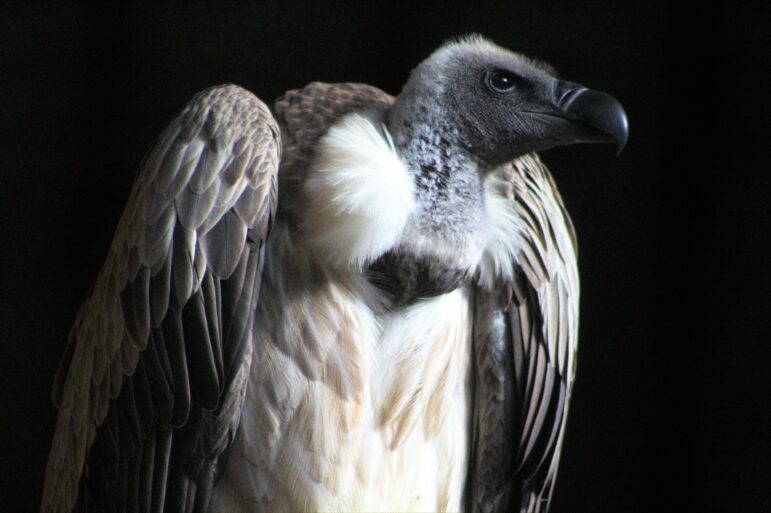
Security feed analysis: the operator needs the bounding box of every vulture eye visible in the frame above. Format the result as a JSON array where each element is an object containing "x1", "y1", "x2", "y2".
[{"x1": 486, "y1": 70, "x2": 520, "y2": 93}]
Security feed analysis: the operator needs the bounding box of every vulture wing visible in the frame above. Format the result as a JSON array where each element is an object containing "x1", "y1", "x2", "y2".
[
  {"x1": 469, "y1": 155, "x2": 580, "y2": 513},
  {"x1": 41, "y1": 85, "x2": 280, "y2": 513}
]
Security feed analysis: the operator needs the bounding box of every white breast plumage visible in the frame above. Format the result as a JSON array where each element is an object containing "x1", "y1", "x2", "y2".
[{"x1": 210, "y1": 113, "x2": 474, "y2": 512}]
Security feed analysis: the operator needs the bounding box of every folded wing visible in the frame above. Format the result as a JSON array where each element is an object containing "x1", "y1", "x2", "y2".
[
  {"x1": 469, "y1": 155, "x2": 579, "y2": 513},
  {"x1": 41, "y1": 85, "x2": 280, "y2": 513}
]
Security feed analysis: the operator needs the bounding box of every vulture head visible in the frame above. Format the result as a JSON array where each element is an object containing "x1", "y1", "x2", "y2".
[
  {"x1": 388, "y1": 36, "x2": 629, "y2": 170},
  {"x1": 336, "y1": 36, "x2": 631, "y2": 304},
  {"x1": 307, "y1": 36, "x2": 629, "y2": 302}
]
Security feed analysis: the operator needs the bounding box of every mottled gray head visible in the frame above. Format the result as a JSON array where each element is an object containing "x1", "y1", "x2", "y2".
[{"x1": 388, "y1": 36, "x2": 629, "y2": 169}]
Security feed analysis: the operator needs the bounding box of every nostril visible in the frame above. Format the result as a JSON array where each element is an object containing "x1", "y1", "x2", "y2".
[{"x1": 557, "y1": 87, "x2": 583, "y2": 109}]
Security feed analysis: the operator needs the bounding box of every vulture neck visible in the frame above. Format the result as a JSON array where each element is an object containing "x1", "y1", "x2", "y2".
[
  {"x1": 388, "y1": 99, "x2": 478, "y2": 195},
  {"x1": 387, "y1": 91, "x2": 484, "y2": 237},
  {"x1": 370, "y1": 96, "x2": 486, "y2": 304}
]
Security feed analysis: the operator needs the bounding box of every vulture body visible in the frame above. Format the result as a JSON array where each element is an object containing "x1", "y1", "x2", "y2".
[{"x1": 42, "y1": 37, "x2": 627, "y2": 513}]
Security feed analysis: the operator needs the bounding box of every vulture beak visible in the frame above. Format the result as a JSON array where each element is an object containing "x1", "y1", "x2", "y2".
[
  {"x1": 524, "y1": 79, "x2": 629, "y2": 155},
  {"x1": 550, "y1": 80, "x2": 628, "y2": 154}
]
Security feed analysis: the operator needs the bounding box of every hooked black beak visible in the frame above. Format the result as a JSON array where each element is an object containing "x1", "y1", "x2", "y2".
[{"x1": 548, "y1": 80, "x2": 629, "y2": 155}]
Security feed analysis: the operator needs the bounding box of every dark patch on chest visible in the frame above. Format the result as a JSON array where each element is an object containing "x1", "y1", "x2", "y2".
[
  {"x1": 366, "y1": 251, "x2": 468, "y2": 308},
  {"x1": 418, "y1": 161, "x2": 450, "y2": 198}
]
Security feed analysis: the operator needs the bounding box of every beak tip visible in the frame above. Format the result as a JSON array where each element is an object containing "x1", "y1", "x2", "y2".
[
  {"x1": 615, "y1": 131, "x2": 628, "y2": 156},
  {"x1": 560, "y1": 85, "x2": 629, "y2": 156},
  {"x1": 614, "y1": 114, "x2": 629, "y2": 156},
  {"x1": 601, "y1": 94, "x2": 629, "y2": 156}
]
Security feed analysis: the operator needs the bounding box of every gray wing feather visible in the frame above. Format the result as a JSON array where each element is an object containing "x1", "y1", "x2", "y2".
[
  {"x1": 42, "y1": 84, "x2": 280, "y2": 513},
  {"x1": 469, "y1": 154, "x2": 579, "y2": 513}
]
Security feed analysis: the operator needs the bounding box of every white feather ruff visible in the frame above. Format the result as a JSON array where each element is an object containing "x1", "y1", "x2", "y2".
[
  {"x1": 301, "y1": 114, "x2": 416, "y2": 269},
  {"x1": 477, "y1": 170, "x2": 523, "y2": 289}
]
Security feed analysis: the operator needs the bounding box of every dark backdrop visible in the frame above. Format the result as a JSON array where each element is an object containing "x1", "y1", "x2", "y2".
[{"x1": 1, "y1": 3, "x2": 769, "y2": 512}]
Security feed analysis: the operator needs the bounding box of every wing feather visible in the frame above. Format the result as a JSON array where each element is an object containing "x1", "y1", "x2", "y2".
[
  {"x1": 41, "y1": 84, "x2": 280, "y2": 513},
  {"x1": 469, "y1": 154, "x2": 579, "y2": 513}
]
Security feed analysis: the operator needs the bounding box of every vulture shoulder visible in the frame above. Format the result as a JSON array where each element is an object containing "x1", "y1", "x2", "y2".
[
  {"x1": 41, "y1": 85, "x2": 280, "y2": 513},
  {"x1": 272, "y1": 81, "x2": 395, "y2": 220},
  {"x1": 469, "y1": 154, "x2": 580, "y2": 513}
]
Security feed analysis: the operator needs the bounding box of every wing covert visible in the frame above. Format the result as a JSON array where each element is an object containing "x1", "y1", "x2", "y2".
[{"x1": 42, "y1": 84, "x2": 280, "y2": 513}]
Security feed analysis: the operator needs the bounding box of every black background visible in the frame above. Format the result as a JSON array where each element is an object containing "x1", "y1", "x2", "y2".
[{"x1": 1, "y1": 3, "x2": 769, "y2": 512}]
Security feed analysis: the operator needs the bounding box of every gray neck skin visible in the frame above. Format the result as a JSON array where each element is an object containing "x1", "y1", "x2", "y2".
[
  {"x1": 386, "y1": 91, "x2": 485, "y2": 250},
  {"x1": 364, "y1": 94, "x2": 484, "y2": 307}
]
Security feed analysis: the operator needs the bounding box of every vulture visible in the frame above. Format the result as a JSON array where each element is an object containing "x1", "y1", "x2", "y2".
[{"x1": 41, "y1": 36, "x2": 628, "y2": 513}]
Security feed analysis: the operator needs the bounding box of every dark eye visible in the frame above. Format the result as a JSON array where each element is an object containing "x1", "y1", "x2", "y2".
[{"x1": 486, "y1": 70, "x2": 520, "y2": 93}]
